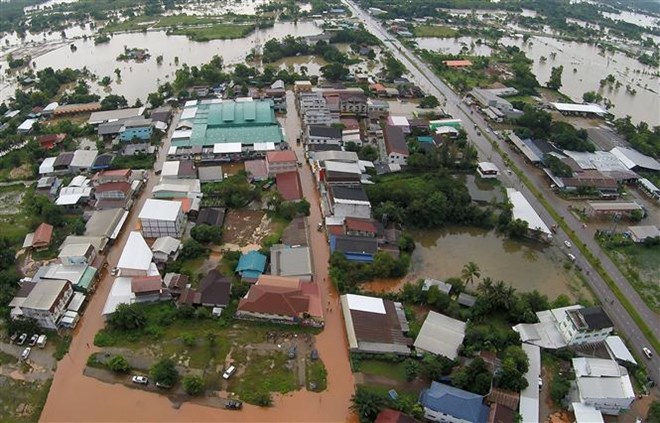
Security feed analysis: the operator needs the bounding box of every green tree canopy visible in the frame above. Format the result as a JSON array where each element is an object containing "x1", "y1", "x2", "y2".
[{"x1": 150, "y1": 358, "x2": 179, "y2": 386}]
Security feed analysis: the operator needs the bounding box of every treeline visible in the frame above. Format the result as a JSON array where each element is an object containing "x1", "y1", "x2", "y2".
[
  {"x1": 613, "y1": 117, "x2": 660, "y2": 159},
  {"x1": 357, "y1": 0, "x2": 519, "y2": 19},
  {"x1": 514, "y1": 105, "x2": 595, "y2": 152},
  {"x1": 262, "y1": 36, "x2": 349, "y2": 64}
]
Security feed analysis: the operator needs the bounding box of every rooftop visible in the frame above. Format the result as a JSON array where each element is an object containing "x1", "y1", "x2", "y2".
[
  {"x1": 330, "y1": 185, "x2": 369, "y2": 202},
  {"x1": 139, "y1": 199, "x2": 182, "y2": 222},
  {"x1": 413, "y1": 311, "x2": 466, "y2": 359},
  {"x1": 238, "y1": 275, "x2": 322, "y2": 319},
  {"x1": 89, "y1": 106, "x2": 145, "y2": 124},
  {"x1": 419, "y1": 382, "x2": 489, "y2": 423},
  {"x1": 270, "y1": 245, "x2": 313, "y2": 278},
  {"x1": 383, "y1": 124, "x2": 409, "y2": 156},
  {"x1": 266, "y1": 150, "x2": 297, "y2": 163},
  {"x1": 276, "y1": 171, "x2": 303, "y2": 201},
  {"x1": 22, "y1": 279, "x2": 69, "y2": 311},
  {"x1": 117, "y1": 232, "x2": 153, "y2": 271},
  {"x1": 308, "y1": 125, "x2": 342, "y2": 139},
  {"x1": 506, "y1": 188, "x2": 551, "y2": 235}
]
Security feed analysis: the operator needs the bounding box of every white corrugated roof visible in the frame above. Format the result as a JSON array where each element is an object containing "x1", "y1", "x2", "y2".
[
  {"x1": 161, "y1": 160, "x2": 180, "y2": 177},
  {"x1": 180, "y1": 107, "x2": 197, "y2": 120},
  {"x1": 572, "y1": 403, "x2": 604, "y2": 423},
  {"x1": 117, "y1": 232, "x2": 152, "y2": 271},
  {"x1": 552, "y1": 102, "x2": 607, "y2": 114},
  {"x1": 413, "y1": 311, "x2": 465, "y2": 359},
  {"x1": 253, "y1": 142, "x2": 276, "y2": 151},
  {"x1": 213, "y1": 143, "x2": 242, "y2": 154},
  {"x1": 388, "y1": 115, "x2": 409, "y2": 126},
  {"x1": 71, "y1": 149, "x2": 98, "y2": 168},
  {"x1": 184, "y1": 100, "x2": 198, "y2": 108},
  {"x1": 39, "y1": 157, "x2": 57, "y2": 174},
  {"x1": 520, "y1": 343, "x2": 540, "y2": 423},
  {"x1": 151, "y1": 236, "x2": 181, "y2": 254},
  {"x1": 610, "y1": 147, "x2": 660, "y2": 171},
  {"x1": 102, "y1": 277, "x2": 134, "y2": 315},
  {"x1": 325, "y1": 160, "x2": 361, "y2": 175},
  {"x1": 346, "y1": 293, "x2": 385, "y2": 314},
  {"x1": 605, "y1": 336, "x2": 637, "y2": 365},
  {"x1": 167, "y1": 146, "x2": 177, "y2": 155},
  {"x1": 507, "y1": 188, "x2": 551, "y2": 235},
  {"x1": 172, "y1": 129, "x2": 192, "y2": 140},
  {"x1": 139, "y1": 199, "x2": 182, "y2": 221},
  {"x1": 572, "y1": 357, "x2": 621, "y2": 378}
]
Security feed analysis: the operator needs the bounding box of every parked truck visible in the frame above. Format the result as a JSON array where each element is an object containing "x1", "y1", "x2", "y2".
[{"x1": 36, "y1": 334, "x2": 47, "y2": 348}]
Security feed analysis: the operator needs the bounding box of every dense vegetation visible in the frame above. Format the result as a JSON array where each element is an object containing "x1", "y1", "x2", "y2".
[
  {"x1": 515, "y1": 106, "x2": 595, "y2": 152},
  {"x1": 613, "y1": 117, "x2": 660, "y2": 159}
]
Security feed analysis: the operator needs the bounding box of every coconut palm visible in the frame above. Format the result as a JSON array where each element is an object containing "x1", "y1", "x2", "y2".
[
  {"x1": 461, "y1": 261, "x2": 481, "y2": 286},
  {"x1": 350, "y1": 387, "x2": 386, "y2": 422}
]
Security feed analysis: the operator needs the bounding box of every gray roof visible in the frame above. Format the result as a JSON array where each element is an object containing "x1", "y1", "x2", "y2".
[
  {"x1": 21, "y1": 279, "x2": 69, "y2": 311},
  {"x1": 270, "y1": 245, "x2": 313, "y2": 277},
  {"x1": 89, "y1": 107, "x2": 144, "y2": 124},
  {"x1": 309, "y1": 125, "x2": 342, "y2": 139},
  {"x1": 98, "y1": 121, "x2": 125, "y2": 135},
  {"x1": 85, "y1": 208, "x2": 125, "y2": 238},
  {"x1": 330, "y1": 185, "x2": 369, "y2": 202},
  {"x1": 413, "y1": 311, "x2": 466, "y2": 359}
]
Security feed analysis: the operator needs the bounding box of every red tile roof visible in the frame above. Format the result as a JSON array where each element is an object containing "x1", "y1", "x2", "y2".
[
  {"x1": 328, "y1": 225, "x2": 345, "y2": 236},
  {"x1": 276, "y1": 171, "x2": 303, "y2": 201},
  {"x1": 32, "y1": 223, "x2": 53, "y2": 248},
  {"x1": 94, "y1": 181, "x2": 131, "y2": 194},
  {"x1": 98, "y1": 169, "x2": 131, "y2": 177},
  {"x1": 37, "y1": 133, "x2": 65, "y2": 150},
  {"x1": 131, "y1": 276, "x2": 162, "y2": 294},
  {"x1": 443, "y1": 59, "x2": 473, "y2": 67},
  {"x1": 238, "y1": 276, "x2": 322, "y2": 319},
  {"x1": 266, "y1": 150, "x2": 297, "y2": 164},
  {"x1": 370, "y1": 83, "x2": 386, "y2": 92},
  {"x1": 345, "y1": 217, "x2": 378, "y2": 233}
]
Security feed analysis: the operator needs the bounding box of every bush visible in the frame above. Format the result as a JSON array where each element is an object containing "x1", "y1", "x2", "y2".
[
  {"x1": 150, "y1": 358, "x2": 179, "y2": 386},
  {"x1": 107, "y1": 303, "x2": 147, "y2": 331},
  {"x1": 180, "y1": 239, "x2": 205, "y2": 260},
  {"x1": 404, "y1": 359, "x2": 419, "y2": 381},
  {"x1": 182, "y1": 333, "x2": 196, "y2": 347},
  {"x1": 107, "y1": 355, "x2": 131, "y2": 373},
  {"x1": 182, "y1": 375, "x2": 205, "y2": 395},
  {"x1": 191, "y1": 224, "x2": 222, "y2": 244}
]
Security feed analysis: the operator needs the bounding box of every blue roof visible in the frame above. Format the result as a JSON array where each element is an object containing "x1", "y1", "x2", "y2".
[
  {"x1": 235, "y1": 251, "x2": 266, "y2": 274},
  {"x1": 419, "y1": 382, "x2": 489, "y2": 423},
  {"x1": 417, "y1": 136, "x2": 435, "y2": 144}
]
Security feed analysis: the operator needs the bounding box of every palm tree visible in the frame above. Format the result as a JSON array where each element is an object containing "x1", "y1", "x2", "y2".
[
  {"x1": 350, "y1": 388, "x2": 386, "y2": 422},
  {"x1": 461, "y1": 261, "x2": 481, "y2": 286}
]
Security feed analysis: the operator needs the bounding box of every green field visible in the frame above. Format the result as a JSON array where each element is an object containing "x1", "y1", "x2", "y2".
[
  {"x1": 103, "y1": 15, "x2": 224, "y2": 33},
  {"x1": 0, "y1": 377, "x2": 52, "y2": 423},
  {"x1": 414, "y1": 25, "x2": 458, "y2": 38},
  {"x1": 168, "y1": 24, "x2": 256, "y2": 41},
  {"x1": 605, "y1": 243, "x2": 660, "y2": 313},
  {"x1": 359, "y1": 359, "x2": 408, "y2": 381}
]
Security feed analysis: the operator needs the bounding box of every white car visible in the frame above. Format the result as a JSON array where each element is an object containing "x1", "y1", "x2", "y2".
[
  {"x1": 222, "y1": 365, "x2": 236, "y2": 380},
  {"x1": 21, "y1": 347, "x2": 31, "y2": 360},
  {"x1": 564, "y1": 241, "x2": 572, "y2": 248},
  {"x1": 111, "y1": 267, "x2": 120, "y2": 276},
  {"x1": 642, "y1": 347, "x2": 653, "y2": 359},
  {"x1": 132, "y1": 375, "x2": 149, "y2": 385},
  {"x1": 567, "y1": 253, "x2": 576, "y2": 262}
]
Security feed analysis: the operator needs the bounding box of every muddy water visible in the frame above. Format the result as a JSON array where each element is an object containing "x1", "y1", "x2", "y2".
[
  {"x1": 41, "y1": 93, "x2": 356, "y2": 422},
  {"x1": 363, "y1": 227, "x2": 577, "y2": 300},
  {"x1": 415, "y1": 37, "x2": 493, "y2": 56},
  {"x1": 500, "y1": 35, "x2": 659, "y2": 126},
  {"x1": 8, "y1": 21, "x2": 321, "y2": 102}
]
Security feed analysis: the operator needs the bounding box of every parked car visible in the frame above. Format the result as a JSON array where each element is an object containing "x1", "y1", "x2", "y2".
[
  {"x1": 21, "y1": 347, "x2": 31, "y2": 360},
  {"x1": 155, "y1": 381, "x2": 171, "y2": 389},
  {"x1": 222, "y1": 365, "x2": 236, "y2": 380},
  {"x1": 111, "y1": 267, "x2": 120, "y2": 276},
  {"x1": 36, "y1": 335, "x2": 47, "y2": 348},
  {"x1": 288, "y1": 346, "x2": 297, "y2": 359},
  {"x1": 564, "y1": 240, "x2": 572, "y2": 248},
  {"x1": 224, "y1": 399, "x2": 242, "y2": 410},
  {"x1": 310, "y1": 349, "x2": 319, "y2": 361},
  {"x1": 16, "y1": 333, "x2": 28, "y2": 346},
  {"x1": 642, "y1": 347, "x2": 653, "y2": 359},
  {"x1": 132, "y1": 375, "x2": 149, "y2": 385},
  {"x1": 29, "y1": 334, "x2": 39, "y2": 347}
]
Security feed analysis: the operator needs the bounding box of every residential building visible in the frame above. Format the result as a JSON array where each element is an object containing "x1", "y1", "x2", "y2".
[
  {"x1": 116, "y1": 232, "x2": 154, "y2": 277},
  {"x1": 307, "y1": 125, "x2": 343, "y2": 145},
  {"x1": 138, "y1": 199, "x2": 184, "y2": 238},
  {"x1": 324, "y1": 161, "x2": 362, "y2": 186},
  {"x1": 69, "y1": 149, "x2": 98, "y2": 173},
  {"x1": 266, "y1": 150, "x2": 298, "y2": 176},
  {"x1": 58, "y1": 243, "x2": 96, "y2": 266},
  {"x1": 384, "y1": 124, "x2": 409, "y2": 165},
  {"x1": 558, "y1": 306, "x2": 613, "y2": 346},
  {"x1": 270, "y1": 245, "x2": 313, "y2": 281},
  {"x1": 85, "y1": 208, "x2": 129, "y2": 241},
  {"x1": 17, "y1": 118, "x2": 37, "y2": 134},
  {"x1": 197, "y1": 165, "x2": 224, "y2": 183},
  {"x1": 470, "y1": 88, "x2": 523, "y2": 119},
  {"x1": 161, "y1": 160, "x2": 197, "y2": 180},
  {"x1": 197, "y1": 207, "x2": 227, "y2": 227},
  {"x1": 572, "y1": 357, "x2": 635, "y2": 415},
  {"x1": 235, "y1": 250, "x2": 267, "y2": 282},
  {"x1": 244, "y1": 159, "x2": 269, "y2": 181},
  {"x1": 93, "y1": 169, "x2": 131, "y2": 185},
  {"x1": 420, "y1": 382, "x2": 490, "y2": 423},
  {"x1": 237, "y1": 275, "x2": 323, "y2": 325},
  {"x1": 119, "y1": 118, "x2": 153, "y2": 142},
  {"x1": 131, "y1": 276, "x2": 165, "y2": 303},
  {"x1": 276, "y1": 171, "x2": 303, "y2": 201},
  {"x1": 177, "y1": 269, "x2": 232, "y2": 310},
  {"x1": 294, "y1": 80, "x2": 313, "y2": 93},
  {"x1": 88, "y1": 106, "x2": 145, "y2": 125},
  {"x1": 37, "y1": 133, "x2": 65, "y2": 150},
  {"x1": 340, "y1": 293, "x2": 410, "y2": 354},
  {"x1": 330, "y1": 235, "x2": 378, "y2": 262},
  {"x1": 151, "y1": 236, "x2": 181, "y2": 263},
  {"x1": 328, "y1": 185, "x2": 371, "y2": 219},
  {"x1": 303, "y1": 109, "x2": 335, "y2": 126},
  {"x1": 22, "y1": 223, "x2": 54, "y2": 250},
  {"x1": 344, "y1": 217, "x2": 380, "y2": 238},
  {"x1": 387, "y1": 116, "x2": 411, "y2": 134},
  {"x1": 150, "y1": 106, "x2": 172, "y2": 124},
  {"x1": 17, "y1": 280, "x2": 74, "y2": 329},
  {"x1": 413, "y1": 311, "x2": 466, "y2": 360},
  {"x1": 152, "y1": 178, "x2": 201, "y2": 199},
  {"x1": 627, "y1": 225, "x2": 660, "y2": 243},
  {"x1": 94, "y1": 182, "x2": 132, "y2": 201}
]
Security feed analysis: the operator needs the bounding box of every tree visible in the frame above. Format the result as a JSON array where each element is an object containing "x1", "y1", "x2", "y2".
[
  {"x1": 99, "y1": 76, "x2": 112, "y2": 86},
  {"x1": 321, "y1": 62, "x2": 349, "y2": 81},
  {"x1": 179, "y1": 239, "x2": 205, "y2": 260},
  {"x1": 494, "y1": 345, "x2": 529, "y2": 392},
  {"x1": 452, "y1": 358, "x2": 492, "y2": 395},
  {"x1": 100, "y1": 94, "x2": 128, "y2": 110},
  {"x1": 182, "y1": 375, "x2": 204, "y2": 395},
  {"x1": 404, "y1": 359, "x2": 419, "y2": 381},
  {"x1": 191, "y1": 224, "x2": 222, "y2": 244},
  {"x1": 461, "y1": 261, "x2": 481, "y2": 286},
  {"x1": 150, "y1": 358, "x2": 179, "y2": 386},
  {"x1": 508, "y1": 218, "x2": 529, "y2": 239},
  {"x1": 182, "y1": 333, "x2": 196, "y2": 347},
  {"x1": 350, "y1": 386, "x2": 387, "y2": 423},
  {"x1": 108, "y1": 303, "x2": 147, "y2": 331},
  {"x1": 107, "y1": 355, "x2": 131, "y2": 373},
  {"x1": 647, "y1": 401, "x2": 660, "y2": 422},
  {"x1": 547, "y1": 65, "x2": 563, "y2": 90},
  {"x1": 114, "y1": 68, "x2": 121, "y2": 79},
  {"x1": 420, "y1": 95, "x2": 440, "y2": 109},
  {"x1": 427, "y1": 285, "x2": 450, "y2": 311},
  {"x1": 582, "y1": 91, "x2": 603, "y2": 103}
]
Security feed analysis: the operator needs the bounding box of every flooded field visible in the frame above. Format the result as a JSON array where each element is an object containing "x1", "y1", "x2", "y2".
[
  {"x1": 415, "y1": 36, "x2": 493, "y2": 56},
  {"x1": 363, "y1": 227, "x2": 583, "y2": 301},
  {"x1": 500, "y1": 35, "x2": 660, "y2": 126}
]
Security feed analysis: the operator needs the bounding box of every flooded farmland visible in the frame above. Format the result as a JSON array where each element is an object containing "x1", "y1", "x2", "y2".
[{"x1": 415, "y1": 36, "x2": 494, "y2": 56}]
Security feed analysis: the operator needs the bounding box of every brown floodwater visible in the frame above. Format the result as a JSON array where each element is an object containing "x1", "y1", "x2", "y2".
[
  {"x1": 363, "y1": 227, "x2": 579, "y2": 300},
  {"x1": 41, "y1": 93, "x2": 356, "y2": 422}
]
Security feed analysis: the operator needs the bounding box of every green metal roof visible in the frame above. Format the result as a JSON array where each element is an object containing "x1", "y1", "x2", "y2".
[{"x1": 76, "y1": 266, "x2": 97, "y2": 291}]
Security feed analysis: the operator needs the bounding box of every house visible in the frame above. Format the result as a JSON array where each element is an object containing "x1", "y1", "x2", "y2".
[
  {"x1": 116, "y1": 232, "x2": 154, "y2": 277},
  {"x1": 91, "y1": 153, "x2": 114, "y2": 171},
  {"x1": 236, "y1": 275, "x2": 323, "y2": 325},
  {"x1": 161, "y1": 160, "x2": 197, "y2": 180},
  {"x1": 443, "y1": 59, "x2": 473, "y2": 68},
  {"x1": 572, "y1": 357, "x2": 635, "y2": 415},
  {"x1": 328, "y1": 185, "x2": 371, "y2": 219},
  {"x1": 294, "y1": 80, "x2": 313, "y2": 93},
  {"x1": 266, "y1": 150, "x2": 298, "y2": 176},
  {"x1": 270, "y1": 245, "x2": 313, "y2": 281},
  {"x1": 420, "y1": 382, "x2": 490, "y2": 423},
  {"x1": 17, "y1": 118, "x2": 37, "y2": 134},
  {"x1": 151, "y1": 236, "x2": 181, "y2": 263},
  {"x1": 14, "y1": 280, "x2": 74, "y2": 329},
  {"x1": 138, "y1": 199, "x2": 184, "y2": 238},
  {"x1": 37, "y1": 133, "x2": 65, "y2": 150},
  {"x1": 93, "y1": 169, "x2": 131, "y2": 185},
  {"x1": 276, "y1": 171, "x2": 303, "y2": 201},
  {"x1": 23, "y1": 223, "x2": 54, "y2": 250},
  {"x1": 94, "y1": 182, "x2": 132, "y2": 201},
  {"x1": 244, "y1": 159, "x2": 269, "y2": 181},
  {"x1": 413, "y1": 311, "x2": 466, "y2": 359},
  {"x1": 131, "y1": 276, "x2": 164, "y2": 303},
  {"x1": 341, "y1": 293, "x2": 410, "y2": 354},
  {"x1": 197, "y1": 165, "x2": 224, "y2": 183},
  {"x1": 627, "y1": 225, "x2": 660, "y2": 243},
  {"x1": 85, "y1": 208, "x2": 129, "y2": 241},
  {"x1": 235, "y1": 250, "x2": 267, "y2": 282},
  {"x1": 572, "y1": 403, "x2": 604, "y2": 423},
  {"x1": 197, "y1": 207, "x2": 227, "y2": 226},
  {"x1": 152, "y1": 178, "x2": 201, "y2": 199},
  {"x1": 387, "y1": 116, "x2": 410, "y2": 133},
  {"x1": 88, "y1": 106, "x2": 145, "y2": 125},
  {"x1": 163, "y1": 272, "x2": 188, "y2": 298},
  {"x1": 56, "y1": 186, "x2": 93, "y2": 208},
  {"x1": 69, "y1": 149, "x2": 99, "y2": 173},
  {"x1": 150, "y1": 106, "x2": 172, "y2": 124},
  {"x1": 344, "y1": 217, "x2": 380, "y2": 238},
  {"x1": 383, "y1": 125, "x2": 409, "y2": 165},
  {"x1": 36, "y1": 176, "x2": 61, "y2": 200},
  {"x1": 119, "y1": 118, "x2": 153, "y2": 142},
  {"x1": 324, "y1": 161, "x2": 362, "y2": 186},
  {"x1": 331, "y1": 235, "x2": 378, "y2": 262},
  {"x1": 177, "y1": 269, "x2": 232, "y2": 310},
  {"x1": 58, "y1": 243, "x2": 96, "y2": 266},
  {"x1": 102, "y1": 277, "x2": 134, "y2": 317},
  {"x1": 307, "y1": 125, "x2": 343, "y2": 145},
  {"x1": 33, "y1": 262, "x2": 98, "y2": 293}
]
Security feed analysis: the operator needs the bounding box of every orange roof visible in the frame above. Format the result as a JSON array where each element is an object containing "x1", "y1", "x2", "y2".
[
  {"x1": 266, "y1": 150, "x2": 297, "y2": 163},
  {"x1": 131, "y1": 276, "x2": 162, "y2": 294},
  {"x1": 345, "y1": 217, "x2": 378, "y2": 233},
  {"x1": 174, "y1": 197, "x2": 192, "y2": 213},
  {"x1": 276, "y1": 171, "x2": 303, "y2": 201},
  {"x1": 370, "y1": 83, "x2": 386, "y2": 92},
  {"x1": 32, "y1": 223, "x2": 53, "y2": 248},
  {"x1": 443, "y1": 59, "x2": 473, "y2": 67},
  {"x1": 238, "y1": 277, "x2": 323, "y2": 319}
]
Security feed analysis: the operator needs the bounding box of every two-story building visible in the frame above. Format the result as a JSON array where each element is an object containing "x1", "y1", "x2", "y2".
[
  {"x1": 328, "y1": 185, "x2": 372, "y2": 219},
  {"x1": 307, "y1": 125, "x2": 342, "y2": 145},
  {"x1": 18, "y1": 280, "x2": 74, "y2": 329},
  {"x1": 119, "y1": 118, "x2": 153, "y2": 142},
  {"x1": 558, "y1": 306, "x2": 614, "y2": 346},
  {"x1": 266, "y1": 150, "x2": 298, "y2": 177},
  {"x1": 383, "y1": 124, "x2": 409, "y2": 165},
  {"x1": 138, "y1": 199, "x2": 184, "y2": 238}
]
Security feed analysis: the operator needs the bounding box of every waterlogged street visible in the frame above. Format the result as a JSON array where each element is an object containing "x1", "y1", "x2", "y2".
[{"x1": 41, "y1": 93, "x2": 356, "y2": 422}]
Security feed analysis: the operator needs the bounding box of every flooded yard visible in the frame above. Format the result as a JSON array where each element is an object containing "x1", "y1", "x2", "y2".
[
  {"x1": 363, "y1": 227, "x2": 586, "y2": 301},
  {"x1": 415, "y1": 36, "x2": 494, "y2": 56}
]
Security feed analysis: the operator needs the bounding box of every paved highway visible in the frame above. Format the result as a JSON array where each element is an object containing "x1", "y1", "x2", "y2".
[{"x1": 343, "y1": 0, "x2": 660, "y2": 385}]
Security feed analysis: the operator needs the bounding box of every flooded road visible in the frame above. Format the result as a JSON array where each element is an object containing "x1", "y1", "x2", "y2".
[
  {"x1": 363, "y1": 227, "x2": 579, "y2": 300},
  {"x1": 41, "y1": 93, "x2": 356, "y2": 422}
]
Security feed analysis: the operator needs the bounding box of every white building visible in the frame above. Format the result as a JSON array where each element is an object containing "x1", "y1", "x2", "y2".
[
  {"x1": 116, "y1": 232, "x2": 154, "y2": 277},
  {"x1": 18, "y1": 280, "x2": 74, "y2": 329},
  {"x1": 328, "y1": 185, "x2": 372, "y2": 219},
  {"x1": 58, "y1": 243, "x2": 96, "y2": 266},
  {"x1": 138, "y1": 199, "x2": 184, "y2": 238},
  {"x1": 413, "y1": 311, "x2": 465, "y2": 360},
  {"x1": 572, "y1": 357, "x2": 635, "y2": 415}
]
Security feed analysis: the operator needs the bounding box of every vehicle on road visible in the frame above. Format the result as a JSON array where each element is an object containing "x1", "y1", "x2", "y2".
[
  {"x1": 643, "y1": 347, "x2": 653, "y2": 359},
  {"x1": 564, "y1": 241, "x2": 572, "y2": 248},
  {"x1": 297, "y1": 161, "x2": 302, "y2": 167},
  {"x1": 317, "y1": 222, "x2": 323, "y2": 232},
  {"x1": 224, "y1": 399, "x2": 242, "y2": 410},
  {"x1": 567, "y1": 253, "x2": 576, "y2": 262},
  {"x1": 17, "y1": 333, "x2": 27, "y2": 346},
  {"x1": 538, "y1": 377, "x2": 543, "y2": 390},
  {"x1": 21, "y1": 347, "x2": 31, "y2": 360},
  {"x1": 222, "y1": 365, "x2": 236, "y2": 380},
  {"x1": 111, "y1": 267, "x2": 120, "y2": 276},
  {"x1": 132, "y1": 375, "x2": 149, "y2": 385},
  {"x1": 476, "y1": 131, "x2": 481, "y2": 136},
  {"x1": 29, "y1": 334, "x2": 39, "y2": 346}
]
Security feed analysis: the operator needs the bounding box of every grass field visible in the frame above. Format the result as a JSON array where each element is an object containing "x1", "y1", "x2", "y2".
[
  {"x1": 306, "y1": 359, "x2": 327, "y2": 392},
  {"x1": 228, "y1": 350, "x2": 298, "y2": 404},
  {"x1": 0, "y1": 377, "x2": 52, "y2": 423},
  {"x1": 168, "y1": 24, "x2": 255, "y2": 41},
  {"x1": 414, "y1": 25, "x2": 458, "y2": 38},
  {"x1": 103, "y1": 15, "x2": 223, "y2": 33},
  {"x1": 605, "y1": 243, "x2": 660, "y2": 313},
  {"x1": 359, "y1": 359, "x2": 408, "y2": 381}
]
